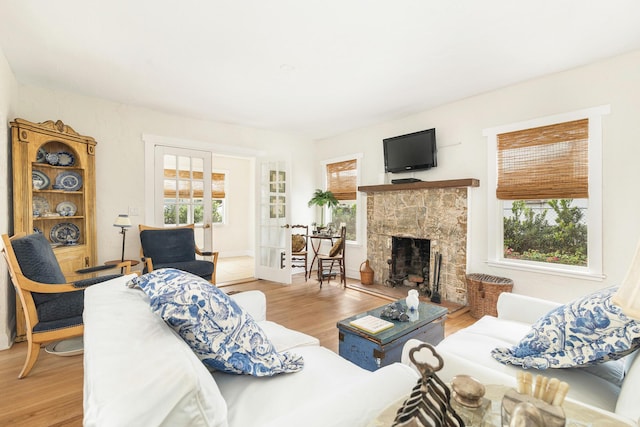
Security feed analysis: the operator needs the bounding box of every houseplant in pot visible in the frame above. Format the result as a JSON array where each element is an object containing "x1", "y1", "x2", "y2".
[{"x1": 308, "y1": 189, "x2": 339, "y2": 234}]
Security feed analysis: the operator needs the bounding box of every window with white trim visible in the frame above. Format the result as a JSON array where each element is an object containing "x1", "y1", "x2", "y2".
[
  {"x1": 485, "y1": 106, "x2": 608, "y2": 279},
  {"x1": 323, "y1": 155, "x2": 362, "y2": 243}
]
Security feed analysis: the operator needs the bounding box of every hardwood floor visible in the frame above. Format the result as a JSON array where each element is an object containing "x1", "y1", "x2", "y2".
[{"x1": 0, "y1": 274, "x2": 475, "y2": 427}]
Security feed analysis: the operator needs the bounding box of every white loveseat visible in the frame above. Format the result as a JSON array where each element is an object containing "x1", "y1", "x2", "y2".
[
  {"x1": 82, "y1": 274, "x2": 419, "y2": 427},
  {"x1": 402, "y1": 292, "x2": 640, "y2": 425}
]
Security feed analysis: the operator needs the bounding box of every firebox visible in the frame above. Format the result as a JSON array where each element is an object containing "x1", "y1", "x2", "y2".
[{"x1": 388, "y1": 236, "x2": 431, "y2": 287}]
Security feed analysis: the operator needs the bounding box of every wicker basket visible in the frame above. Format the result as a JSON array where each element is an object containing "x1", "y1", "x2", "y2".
[{"x1": 466, "y1": 274, "x2": 514, "y2": 319}]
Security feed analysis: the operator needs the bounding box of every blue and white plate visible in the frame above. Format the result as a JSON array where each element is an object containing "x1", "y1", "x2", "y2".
[
  {"x1": 55, "y1": 171, "x2": 83, "y2": 191},
  {"x1": 32, "y1": 196, "x2": 50, "y2": 215},
  {"x1": 46, "y1": 152, "x2": 59, "y2": 165},
  {"x1": 56, "y1": 151, "x2": 75, "y2": 166},
  {"x1": 32, "y1": 170, "x2": 50, "y2": 190},
  {"x1": 56, "y1": 201, "x2": 77, "y2": 217},
  {"x1": 50, "y1": 222, "x2": 80, "y2": 244}
]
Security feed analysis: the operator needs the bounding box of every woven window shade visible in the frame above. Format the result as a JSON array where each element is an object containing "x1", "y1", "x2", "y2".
[
  {"x1": 326, "y1": 159, "x2": 357, "y2": 200},
  {"x1": 211, "y1": 172, "x2": 225, "y2": 199},
  {"x1": 163, "y1": 170, "x2": 225, "y2": 199},
  {"x1": 497, "y1": 119, "x2": 588, "y2": 200}
]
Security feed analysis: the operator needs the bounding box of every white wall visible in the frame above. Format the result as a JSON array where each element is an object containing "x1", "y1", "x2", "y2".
[
  {"x1": 212, "y1": 154, "x2": 254, "y2": 257},
  {"x1": 0, "y1": 47, "x2": 18, "y2": 349},
  {"x1": 316, "y1": 50, "x2": 640, "y2": 304}
]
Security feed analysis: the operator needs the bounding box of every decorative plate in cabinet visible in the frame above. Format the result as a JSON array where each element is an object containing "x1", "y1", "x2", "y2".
[
  {"x1": 56, "y1": 201, "x2": 77, "y2": 217},
  {"x1": 50, "y1": 222, "x2": 80, "y2": 244},
  {"x1": 55, "y1": 171, "x2": 83, "y2": 191},
  {"x1": 32, "y1": 170, "x2": 50, "y2": 190}
]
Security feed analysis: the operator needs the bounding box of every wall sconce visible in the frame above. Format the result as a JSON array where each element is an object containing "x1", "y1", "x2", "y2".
[{"x1": 113, "y1": 214, "x2": 132, "y2": 262}]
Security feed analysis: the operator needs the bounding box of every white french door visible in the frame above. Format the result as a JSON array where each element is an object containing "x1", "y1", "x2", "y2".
[
  {"x1": 153, "y1": 145, "x2": 213, "y2": 251},
  {"x1": 255, "y1": 159, "x2": 292, "y2": 283}
]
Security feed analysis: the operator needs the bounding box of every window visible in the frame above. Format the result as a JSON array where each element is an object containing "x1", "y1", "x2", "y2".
[
  {"x1": 211, "y1": 172, "x2": 226, "y2": 224},
  {"x1": 324, "y1": 155, "x2": 361, "y2": 242},
  {"x1": 163, "y1": 166, "x2": 226, "y2": 225},
  {"x1": 485, "y1": 106, "x2": 608, "y2": 278}
]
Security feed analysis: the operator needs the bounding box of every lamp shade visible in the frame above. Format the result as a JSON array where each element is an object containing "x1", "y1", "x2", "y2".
[
  {"x1": 612, "y1": 240, "x2": 640, "y2": 320},
  {"x1": 113, "y1": 214, "x2": 132, "y2": 228}
]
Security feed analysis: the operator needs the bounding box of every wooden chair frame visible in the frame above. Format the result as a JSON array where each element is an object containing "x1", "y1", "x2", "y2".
[
  {"x1": 289, "y1": 224, "x2": 309, "y2": 281},
  {"x1": 138, "y1": 224, "x2": 219, "y2": 285},
  {"x1": 1, "y1": 233, "x2": 131, "y2": 378},
  {"x1": 317, "y1": 226, "x2": 347, "y2": 288}
]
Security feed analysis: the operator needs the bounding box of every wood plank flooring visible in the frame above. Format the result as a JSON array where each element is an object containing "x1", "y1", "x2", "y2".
[{"x1": 0, "y1": 274, "x2": 474, "y2": 427}]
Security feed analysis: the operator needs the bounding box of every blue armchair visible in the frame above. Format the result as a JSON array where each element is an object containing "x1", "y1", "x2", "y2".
[
  {"x1": 1, "y1": 232, "x2": 131, "y2": 378},
  {"x1": 139, "y1": 224, "x2": 219, "y2": 284}
]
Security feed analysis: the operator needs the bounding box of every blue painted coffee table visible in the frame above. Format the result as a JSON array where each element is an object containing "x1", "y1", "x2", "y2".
[{"x1": 337, "y1": 301, "x2": 447, "y2": 371}]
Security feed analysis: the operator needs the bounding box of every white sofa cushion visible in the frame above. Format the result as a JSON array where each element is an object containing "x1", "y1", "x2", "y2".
[
  {"x1": 616, "y1": 349, "x2": 640, "y2": 423},
  {"x1": 258, "y1": 320, "x2": 320, "y2": 351},
  {"x1": 83, "y1": 275, "x2": 229, "y2": 427},
  {"x1": 130, "y1": 269, "x2": 304, "y2": 376},
  {"x1": 492, "y1": 287, "x2": 640, "y2": 369},
  {"x1": 214, "y1": 345, "x2": 418, "y2": 427}
]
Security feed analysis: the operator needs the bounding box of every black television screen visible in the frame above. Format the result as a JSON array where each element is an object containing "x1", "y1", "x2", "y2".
[{"x1": 383, "y1": 128, "x2": 437, "y2": 173}]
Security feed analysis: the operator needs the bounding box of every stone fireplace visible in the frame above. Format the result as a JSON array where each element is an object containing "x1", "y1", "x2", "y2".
[{"x1": 359, "y1": 179, "x2": 479, "y2": 306}]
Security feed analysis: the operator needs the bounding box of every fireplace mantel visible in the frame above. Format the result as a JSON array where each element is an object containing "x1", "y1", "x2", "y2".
[{"x1": 358, "y1": 178, "x2": 479, "y2": 193}]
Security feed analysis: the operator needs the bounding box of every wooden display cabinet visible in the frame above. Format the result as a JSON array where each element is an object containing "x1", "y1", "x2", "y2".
[{"x1": 10, "y1": 118, "x2": 98, "y2": 340}]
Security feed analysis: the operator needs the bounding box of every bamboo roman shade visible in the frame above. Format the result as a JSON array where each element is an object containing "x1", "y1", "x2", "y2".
[
  {"x1": 163, "y1": 170, "x2": 226, "y2": 199},
  {"x1": 211, "y1": 173, "x2": 225, "y2": 198},
  {"x1": 496, "y1": 118, "x2": 589, "y2": 200},
  {"x1": 326, "y1": 159, "x2": 357, "y2": 200}
]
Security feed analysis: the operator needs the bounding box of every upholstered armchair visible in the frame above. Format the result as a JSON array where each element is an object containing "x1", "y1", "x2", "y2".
[
  {"x1": 139, "y1": 224, "x2": 219, "y2": 284},
  {"x1": 1, "y1": 232, "x2": 131, "y2": 378}
]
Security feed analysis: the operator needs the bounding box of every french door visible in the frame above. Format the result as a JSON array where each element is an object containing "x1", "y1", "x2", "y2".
[
  {"x1": 255, "y1": 159, "x2": 292, "y2": 283},
  {"x1": 153, "y1": 145, "x2": 213, "y2": 250}
]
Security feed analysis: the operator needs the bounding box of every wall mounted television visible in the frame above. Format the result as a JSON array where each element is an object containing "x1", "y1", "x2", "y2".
[{"x1": 383, "y1": 128, "x2": 437, "y2": 173}]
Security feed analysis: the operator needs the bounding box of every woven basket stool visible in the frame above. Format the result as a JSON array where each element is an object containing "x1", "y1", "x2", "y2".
[{"x1": 466, "y1": 273, "x2": 514, "y2": 319}]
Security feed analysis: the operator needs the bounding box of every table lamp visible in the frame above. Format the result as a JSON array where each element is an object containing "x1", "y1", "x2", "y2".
[
  {"x1": 113, "y1": 214, "x2": 132, "y2": 262},
  {"x1": 613, "y1": 240, "x2": 640, "y2": 320}
]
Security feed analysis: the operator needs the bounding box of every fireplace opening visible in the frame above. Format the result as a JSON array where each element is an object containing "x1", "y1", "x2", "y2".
[{"x1": 387, "y1": 237, "x2": 431, "y2": 292}]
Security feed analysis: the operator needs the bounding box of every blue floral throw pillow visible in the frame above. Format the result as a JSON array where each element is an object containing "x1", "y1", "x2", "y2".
[
  {"x1": 128, "y1": 268, "x2": 304, "y2": 376},
  {"x1": 492, "y1": 287, "x2": 640, "y2": 369}
]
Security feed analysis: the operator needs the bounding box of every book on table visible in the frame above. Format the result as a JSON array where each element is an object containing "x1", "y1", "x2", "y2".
[{"x1": 349, "y1": 315, "x2": 394, "y2": 334}]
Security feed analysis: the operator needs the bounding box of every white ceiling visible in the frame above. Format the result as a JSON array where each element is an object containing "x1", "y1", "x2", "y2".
[{"x1": 1, "y1": 1, "x2": 640, "y2": 140}]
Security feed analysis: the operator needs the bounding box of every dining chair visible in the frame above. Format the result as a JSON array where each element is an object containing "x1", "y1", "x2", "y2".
[
  {"x1": 290, "y1": 224, "x2": 309, "y2": 281},
  {"x1": 317, "y1": 225, "x2": 347, "y2": 288}
]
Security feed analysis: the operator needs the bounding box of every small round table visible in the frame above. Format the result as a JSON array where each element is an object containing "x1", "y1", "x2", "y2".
[
  {"x1": 104, "y1": 259, "x2": 140, "y2": 267},
  {"x1": 105, "y1": 259, "x2": 140, "y2": 274}
]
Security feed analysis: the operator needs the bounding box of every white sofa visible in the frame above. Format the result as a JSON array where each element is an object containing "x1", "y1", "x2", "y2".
[
  {"x1": 402, "y1": 292, "x2": 640, "y2": 425},
  {"x1": 82, "y1": 274, "x2": 419, "y2": 427}
]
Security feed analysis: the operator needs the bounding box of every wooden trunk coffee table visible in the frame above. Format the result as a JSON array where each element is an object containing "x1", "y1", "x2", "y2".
[{"x1": 337, "y1": 301, "x2": 447, "y2": 371}]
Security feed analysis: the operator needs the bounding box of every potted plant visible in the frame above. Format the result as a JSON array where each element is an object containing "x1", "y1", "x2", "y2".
[{"x1": 308, "y1": 189, "x2": 339, "y2": 230}]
